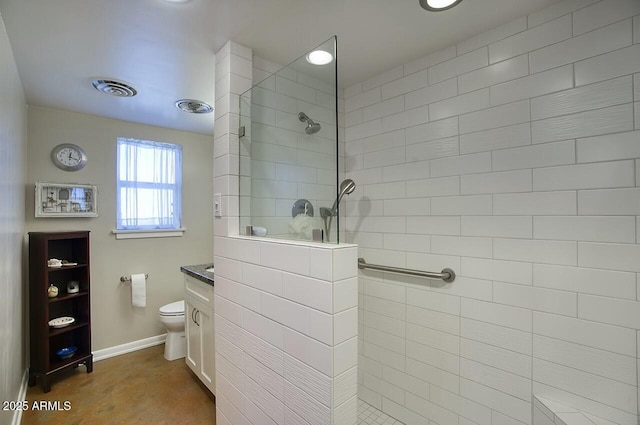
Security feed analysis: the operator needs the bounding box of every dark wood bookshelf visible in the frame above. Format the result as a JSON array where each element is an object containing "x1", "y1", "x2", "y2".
[
  {"x1": 48, "y1": 321, "x2": 90, "y2": 337},
  {"x1": 28, "y1": 231, "x2": 93, "y2": 393},
  {"x1": 49, "y1": 291, "x2": 89, "y2": 303}
]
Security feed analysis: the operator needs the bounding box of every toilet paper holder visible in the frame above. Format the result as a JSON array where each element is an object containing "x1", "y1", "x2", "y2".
[{"x1": 120, "y1": 274, "x2": 149, "y2": 283}]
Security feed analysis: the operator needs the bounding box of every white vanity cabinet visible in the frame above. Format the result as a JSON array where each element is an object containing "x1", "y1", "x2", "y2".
[{"x1": 184, "y1": 274, "x2": 215, "y2": 395}]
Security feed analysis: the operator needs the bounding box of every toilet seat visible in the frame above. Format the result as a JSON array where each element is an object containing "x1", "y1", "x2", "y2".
[{"x1": 159, "y1": 300, "x2": 184, "y2": 317}]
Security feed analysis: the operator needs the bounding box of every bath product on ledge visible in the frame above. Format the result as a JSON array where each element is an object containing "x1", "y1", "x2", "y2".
[
  {"x1": 288, "y1": 213, "x2": 322, "y2": 240},
  {"x1": 252, "y1": 226, "x2": 267, "y2": 237}
]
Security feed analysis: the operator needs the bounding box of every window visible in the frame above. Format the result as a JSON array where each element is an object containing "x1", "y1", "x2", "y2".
[{"x1": 116, "y1": 137, "x2": 182, "y2": 233}]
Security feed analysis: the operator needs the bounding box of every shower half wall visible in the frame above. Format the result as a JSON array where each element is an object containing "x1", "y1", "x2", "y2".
[
  {"x1": 345, "y1": 1, "x2": 640, "y2": 425},
  {"x1": 213, "y1": 40, "x2": 358, "y2": 425}
]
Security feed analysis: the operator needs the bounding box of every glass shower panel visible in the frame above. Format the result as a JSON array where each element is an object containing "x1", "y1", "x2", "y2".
[{"x1": 239, "y1": 37, "x2": 339, "y2": 243}]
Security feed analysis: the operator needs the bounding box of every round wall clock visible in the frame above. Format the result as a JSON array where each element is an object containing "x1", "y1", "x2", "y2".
[{"x1": 51, "y1": 143, "x2": 88, "y2": 171}]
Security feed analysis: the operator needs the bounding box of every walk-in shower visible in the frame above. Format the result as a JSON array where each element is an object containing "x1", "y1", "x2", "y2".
[{"x1": 298, "y1": 112, "x2": 321, "y2": 135}]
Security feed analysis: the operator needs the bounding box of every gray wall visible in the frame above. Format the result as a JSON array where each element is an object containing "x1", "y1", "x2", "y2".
[
  {"x1": 25, "y1": 106, "x2": 214, "y2": 351},
  {"x1": 345, "y1": 1, "x2": 640, "y2": 424},
  {"x1": 0, "y1": 10, "x2": 27, "y2": 425}
]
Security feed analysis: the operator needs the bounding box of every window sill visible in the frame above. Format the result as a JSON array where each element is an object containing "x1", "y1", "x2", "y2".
[{"x1": 111, "y1": 228, "x2": 186, "y2": 240}]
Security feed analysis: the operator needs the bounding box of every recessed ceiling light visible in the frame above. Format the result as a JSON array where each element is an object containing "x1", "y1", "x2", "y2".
[
  {"x1": 306, "y1": 50, "x2": 334, "y2": 66},
  {"x1": 175, "y1": 99, "x2": 213, "y2": 114},
  {"x1": 91, "y1": 79, "x2": 138, "y2": 97},
  {"x1": 419, "y1": 0, "x2": 463, "y2": 11}
]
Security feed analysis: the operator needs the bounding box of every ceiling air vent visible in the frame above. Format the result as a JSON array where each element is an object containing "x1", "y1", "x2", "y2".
[
  {"x1": 91, "y1": 79, "x2": 138, "y2": 97},
  {"x1": 175, "y1": 99, "x2": 213, "y2": 114}
]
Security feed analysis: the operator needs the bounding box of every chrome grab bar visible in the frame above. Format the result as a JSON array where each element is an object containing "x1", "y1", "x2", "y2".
[{"x1": 358, "y1": 258, "x2": 455, "y2": 283}]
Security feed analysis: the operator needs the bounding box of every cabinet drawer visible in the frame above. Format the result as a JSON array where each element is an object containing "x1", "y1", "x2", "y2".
[{"x1": 184, "y1": 275, "x2": 213, "y2": 306}]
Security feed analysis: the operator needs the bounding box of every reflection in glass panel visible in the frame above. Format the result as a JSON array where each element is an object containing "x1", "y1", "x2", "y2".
[{"x1": 240, "y1": 36, "x2": 340, "y2": 243}]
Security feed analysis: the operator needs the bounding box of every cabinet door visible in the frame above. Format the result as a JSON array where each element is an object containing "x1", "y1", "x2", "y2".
[
  {"x1": 185, "y1": 275, "x2": 212, "y2": 305},
  {"x1": 185, "y1": 300, "x2": 200, "y2": 373},
  {"x1": 199, "y1": 307, "x2": 215, "y2": 394}
]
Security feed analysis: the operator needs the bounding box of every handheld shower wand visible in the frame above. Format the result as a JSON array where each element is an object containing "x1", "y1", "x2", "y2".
[
  {"x1": 320, "y1": 179, "x2": 356, "y2": 241},
  {"x1": 331, "y1": 179, "x2": 356, "y2": 215}
]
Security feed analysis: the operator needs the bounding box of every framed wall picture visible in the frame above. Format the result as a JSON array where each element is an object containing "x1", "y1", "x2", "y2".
[{"x1": 35, "y1": 182, "x2": 98, "y2": 217}]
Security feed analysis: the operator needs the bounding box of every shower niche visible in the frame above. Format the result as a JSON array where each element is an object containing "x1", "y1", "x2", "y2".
[{"x1": 239, "y1": 36, "x2": 345, "y2": 243}]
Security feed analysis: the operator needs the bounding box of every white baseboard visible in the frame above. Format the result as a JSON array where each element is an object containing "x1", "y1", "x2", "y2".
[
  {"x1": 93, "y1": 334, "x2": 166, "y2": 362},
  {"x1": 11, "y1": 369, "x2": 29, "y2": 425}
]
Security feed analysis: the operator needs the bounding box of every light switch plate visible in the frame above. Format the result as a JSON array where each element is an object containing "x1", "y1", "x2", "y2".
[{"x1": 214, "y1": 193, "x2": 222, "y2": 217}]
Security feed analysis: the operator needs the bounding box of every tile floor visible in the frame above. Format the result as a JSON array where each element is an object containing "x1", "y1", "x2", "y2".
[
  {"x1": 21, "y1": 345, "x2": 215, "y2": 425},
  {"x1": 358, "y1": 399, "x2": 405, "y2": 425}
]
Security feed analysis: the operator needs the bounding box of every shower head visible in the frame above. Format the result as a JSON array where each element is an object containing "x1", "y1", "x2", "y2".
[
  {"x1": 330, "y1": 179, "x2": 356, "y2": 216},
  {"x1": 339, "y1": 178, "x2": 356, "y2": 197},
  {"x1": 320, "y1": 179, "x2": 356, "y2": 242},
  {"x1": 305, "y1": 121, "x2": 321, "y2": 135},
  {"x1": 298, "y1": 112, "x2": 321, "y2": 135}
]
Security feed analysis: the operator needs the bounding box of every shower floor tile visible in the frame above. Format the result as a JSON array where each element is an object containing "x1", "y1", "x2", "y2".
[{"x1": 358, "y1": 398, "x2": 405, "y2": 425}]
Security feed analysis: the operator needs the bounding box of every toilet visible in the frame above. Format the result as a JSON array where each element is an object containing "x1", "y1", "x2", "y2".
[{"x1": 158, "y1": 300, "x2": 186, "y2": 361}]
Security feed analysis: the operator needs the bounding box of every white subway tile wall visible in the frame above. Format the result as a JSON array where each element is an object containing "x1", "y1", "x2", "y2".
[
  {"x1": 345, "y1": 2, "x2": 640, "y2": 425},
  {"x1": 215, "y1": 238, "x2": 359, "y2": 425},
  {"x1": 215, "y1": 42, "x2": 358, "y2": 425}
]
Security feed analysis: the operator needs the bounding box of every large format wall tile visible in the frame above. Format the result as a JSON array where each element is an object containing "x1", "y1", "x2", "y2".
[{"x1": 345, "y1": 2, "x2": 640, "y2": 425}]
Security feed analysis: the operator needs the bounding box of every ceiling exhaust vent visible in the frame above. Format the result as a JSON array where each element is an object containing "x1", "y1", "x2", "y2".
[
  {"x1": 91, "y1": 79, "x2": 138, "y2": 97},
  {"x1": 175, "y1": 99, "x2": 213, "y2": 114}
]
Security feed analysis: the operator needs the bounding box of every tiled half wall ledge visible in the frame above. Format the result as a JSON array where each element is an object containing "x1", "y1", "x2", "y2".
[{"x1": 534, "y1": 395, "x2": 619, "y2": 425}]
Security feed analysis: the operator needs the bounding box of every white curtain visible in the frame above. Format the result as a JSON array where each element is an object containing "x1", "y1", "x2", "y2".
[{"x1": 116, "y1": 137, "x2": 182, "y2": 230}]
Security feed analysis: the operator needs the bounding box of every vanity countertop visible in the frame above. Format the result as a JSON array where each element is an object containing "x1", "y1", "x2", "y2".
[{"x1": 180, "y1": 264, "x2": 214, "y2": 286}]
